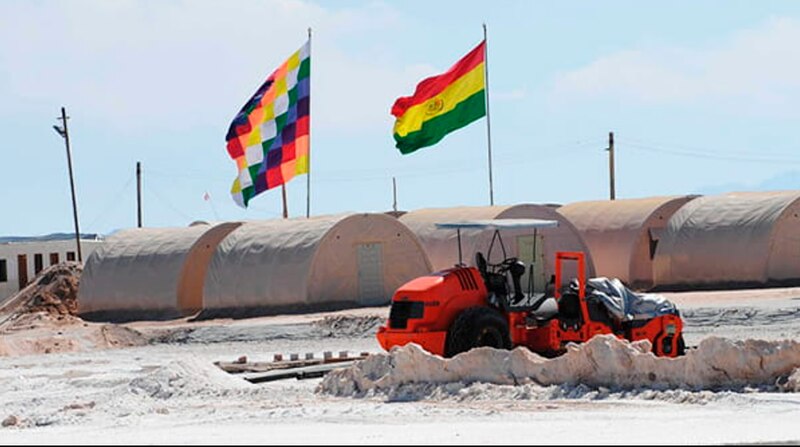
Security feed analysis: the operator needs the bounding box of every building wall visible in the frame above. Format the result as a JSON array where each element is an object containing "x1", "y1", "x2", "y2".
[{"x1": 0, "y1": 239, "x2": 104, "y2": 303}]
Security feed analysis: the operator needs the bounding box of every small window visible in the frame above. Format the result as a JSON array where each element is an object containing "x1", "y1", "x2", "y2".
[
  {"x1": 50, "y1": 253, "x2": 59, "y2": 266},
  {"x1": 0, "y1": 259, "x2": 7, "y2": 282},
  {"x1": 17, "y1": 254, "x2": 28, "y2": 289},
  {"x1": 34, "y1": 254, "x2": 43, "y2": 274},
  {"x1": 66, "y1": 251, "x2": 76, "y2": 261}
]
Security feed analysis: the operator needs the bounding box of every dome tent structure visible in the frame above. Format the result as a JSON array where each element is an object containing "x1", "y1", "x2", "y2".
[
  {"x1": 200, "y1": 213, "x2": 432, "y2": 318},
  {"x1": 78, "y1": 223, "x2": 241, "y2": 321},
  {"x1": 557, "y1": 195, "x2": 697, "y2": 290},
  {"x1": 398, "y1": 205, "x2": 596, "y2": 294},
  {"x1": 653, "y1": 191, "x2": 800, "y2": 290}
]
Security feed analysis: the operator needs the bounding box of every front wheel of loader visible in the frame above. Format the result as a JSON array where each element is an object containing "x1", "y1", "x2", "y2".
[
  {"x1": 677, "y1": 334, "x2": 686, "y2": 356},
  {"x1": 445, "y1": 306, "x2": 511, "y2": 358}
]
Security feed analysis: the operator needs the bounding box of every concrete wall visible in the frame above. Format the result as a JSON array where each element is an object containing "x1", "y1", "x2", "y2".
[{"x1": 0, "y1": 239, "x2": 104, "y2": 303}]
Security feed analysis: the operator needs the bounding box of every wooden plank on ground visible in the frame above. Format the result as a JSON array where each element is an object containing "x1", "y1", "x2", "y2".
[{"x1": 242, "y1": 361, "x2": 358, "y2": 383}]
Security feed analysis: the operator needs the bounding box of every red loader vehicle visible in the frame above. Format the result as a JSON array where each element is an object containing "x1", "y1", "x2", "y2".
[{"x1": 376, "y1": 219, "x2": 685, "y2": 358}]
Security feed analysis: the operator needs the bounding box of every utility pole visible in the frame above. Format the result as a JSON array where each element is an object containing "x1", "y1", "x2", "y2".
[
  {"x1": 607, "y1": 131, "x2": 616, "y2": 200},
  {"x1": 136, "y1": 161, "x2": 142, "y2": 228},
  {"x1": 53, "y1": 107, "x2": 83, "y2": 262}
]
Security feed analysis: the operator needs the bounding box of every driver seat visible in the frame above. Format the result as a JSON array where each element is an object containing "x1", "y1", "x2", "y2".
[{"x1": 475, "y1": 252, "x2": 508, "y2": 298}]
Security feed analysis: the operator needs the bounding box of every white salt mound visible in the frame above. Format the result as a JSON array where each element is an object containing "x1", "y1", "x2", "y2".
[
  {"x1": 128, "y1": 358, "x2": 254, "y2": 399},
  {"x1": 319, "y1": 335, "x2": 800, "y2": 397}
]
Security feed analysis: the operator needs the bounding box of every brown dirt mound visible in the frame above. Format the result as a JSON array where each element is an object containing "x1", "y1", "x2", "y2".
[
  {"x1": 0, "y1": 262, "x2": 82, "y2": 325},
  {"x1": 0, "y1": 262, "x2": 148, "y2": 357},
  {"x1": 25, "y1": 262, "x2": 82, "y2": 316}
]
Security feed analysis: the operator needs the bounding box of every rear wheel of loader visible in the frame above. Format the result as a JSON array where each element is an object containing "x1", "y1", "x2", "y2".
[{"x1": 445, "y1": 306, "x2": 511, "y2": 358}]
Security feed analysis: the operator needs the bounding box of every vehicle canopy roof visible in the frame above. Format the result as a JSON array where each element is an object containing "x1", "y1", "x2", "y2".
[{"x1": 435, "y1": 218, "x2": 559, "y2": 230}]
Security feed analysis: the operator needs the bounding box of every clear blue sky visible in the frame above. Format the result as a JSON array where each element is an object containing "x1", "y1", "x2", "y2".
[{"x1": 3, "y1": 0, "x2": 800, "y2": 236}]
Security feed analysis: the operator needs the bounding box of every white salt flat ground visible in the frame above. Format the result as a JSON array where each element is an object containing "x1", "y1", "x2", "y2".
[{"x1": 1, "y1": 288, "x2": 799, "y2": 445}]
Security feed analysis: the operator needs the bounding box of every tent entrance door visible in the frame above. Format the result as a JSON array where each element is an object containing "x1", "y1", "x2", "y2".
[
  {"x1": 517, "y1": 234, "x2": 546, "y2": 294},
  {"x1": 357, "y1": 242, "x2": 384, "y2": 306}
]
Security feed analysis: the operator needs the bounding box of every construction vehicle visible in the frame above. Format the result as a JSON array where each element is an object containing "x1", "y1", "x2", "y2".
[{"x1": 376, "y1": 219, "x2": 685, "y2": 358}]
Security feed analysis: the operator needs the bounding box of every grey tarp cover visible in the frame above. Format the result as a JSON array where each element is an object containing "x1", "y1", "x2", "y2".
[
  {"x1": 78, "y1": 225, "x2": 211, "y2": 318},
  {"x1": 202, "y1": 213, "x2": 431, "y2": 314},
  {"x1": 653, "y1": 190, "x2": 800, "y2": 288},
  {"x1": 586, "y1": 277, "x2": 679, "y2": 322}
]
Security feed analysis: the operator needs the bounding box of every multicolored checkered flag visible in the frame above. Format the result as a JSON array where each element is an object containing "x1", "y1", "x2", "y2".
[{"x1": 225, "y1": 41, "x2": 310, "y2": 208}]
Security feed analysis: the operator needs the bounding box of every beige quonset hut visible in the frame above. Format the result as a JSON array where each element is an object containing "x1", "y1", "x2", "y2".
[
  {"x1": 557, "y1": 195, "x2": 697, "y2": 290},
  {"x1": 398, "y1": 205, "x2": 596, "y2": 294},
  {"x1": 200, "y1": 213, "x2": 432, "y2": 318},
  {"x1": 653, "y1": 191, "x2": 800, "y2": 290},
  {"x1": 78, "y1": 223, "x2": 241, "y2": 321}
]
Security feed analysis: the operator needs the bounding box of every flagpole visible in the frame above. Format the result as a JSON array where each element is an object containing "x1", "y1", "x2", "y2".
[
  {"x1": 306, "y1": 27, "x2": 312, "y2": 219},
  {"x1": 281, "y1": 184, "x2": 288, "y2": 218},
  {"x1": 482, "y1": 23, "x2": 495, "y2": 206}
]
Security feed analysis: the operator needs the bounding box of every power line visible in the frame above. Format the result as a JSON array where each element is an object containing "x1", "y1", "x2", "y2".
[
  {"x1": 85, "y1": 173, "x2": 135, "y2": 231},
  {"x1": 142, "y1": 182, "x2": 193, "y2": 222},
  {"x1": 624, "y1": 137, "x2": 800, "y2": 164}
]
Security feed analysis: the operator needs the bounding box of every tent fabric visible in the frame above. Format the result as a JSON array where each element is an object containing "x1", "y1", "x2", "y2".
[
  {"x1": 201, "y1": 213, "x2": 432, "y2": 314},
  {"x1": 78, "y1": 225, "x2": 212, "y2": 319},
  {"x1": 398, "y1": 205, "x2": 596, "y2": 290},
  {"x1": 557, "y1": 196, "x2": 697, "y2": 289},
  {"x1": 653, "y1": 191, "x2": 800, "y2": 289},
  {"x1": 177, "y1": 222, "x2": 244, "y2": 314}
]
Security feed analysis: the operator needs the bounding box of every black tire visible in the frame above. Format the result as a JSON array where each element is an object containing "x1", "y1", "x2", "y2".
[
  {"x1": 444, "y1": 306, "x2": 511, "y2": 358},
  {"x1": 677, "y1": 334, "x2": 686, "y2": 356}
]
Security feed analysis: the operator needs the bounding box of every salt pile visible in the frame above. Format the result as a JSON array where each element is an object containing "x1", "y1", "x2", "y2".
[
  {"x1": 128, "y1": 359, "x2": 254, "y2": 400},
  {"x1": 319, "y1": 335, "x2": 800, "y2": 397}
]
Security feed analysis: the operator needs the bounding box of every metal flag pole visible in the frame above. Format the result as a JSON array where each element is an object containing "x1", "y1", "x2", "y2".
[
  {"x1": 136, "y1": 161, "x2": 142, "y2": 227},
  {"x1": 306, "y1": 27, "x2": 312, "y2": 218},
  {"x1": 392, "y1": 176, "x2": 398, "y2": 213},
  {"x1": 281, "y1": 184, "x2": 288, "y2": 218},
  {"x1": 55, "y1": 107, "x2": 83, "y2": 262},
  {"x1": 482, "y1": 23, "x2": 495, "y2": 206},
  {"x1": 607, "y1": 131, "x2": 616, "y2": 200}
]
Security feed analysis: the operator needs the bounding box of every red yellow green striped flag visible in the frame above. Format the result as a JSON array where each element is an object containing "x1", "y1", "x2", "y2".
[{"x1": 391, "y1": 40, "x2": 486, "y2": 154}]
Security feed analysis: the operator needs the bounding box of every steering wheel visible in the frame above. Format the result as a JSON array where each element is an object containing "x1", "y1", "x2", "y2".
[{"x1": 492, "y1": 257, "x2": 519, "y2": 273}]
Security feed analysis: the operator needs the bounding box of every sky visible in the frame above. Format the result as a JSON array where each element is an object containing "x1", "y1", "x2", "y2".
[{"x1": 4, "y1": 0, "x2": 800, "y2": 236}]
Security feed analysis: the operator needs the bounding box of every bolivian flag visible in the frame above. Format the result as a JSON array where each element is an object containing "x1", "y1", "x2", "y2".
[{"x1": 391, "y1": 40, "x2": 486, "y2": 154}]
